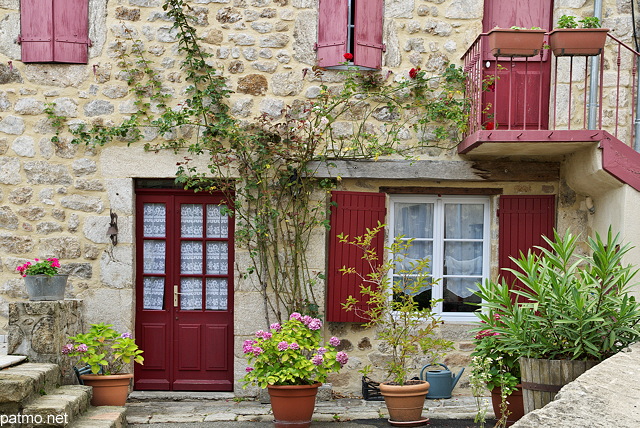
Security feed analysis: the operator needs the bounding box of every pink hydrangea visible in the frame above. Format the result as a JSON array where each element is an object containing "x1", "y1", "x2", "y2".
[
  {"x1": 317, "y1": 347, "x2": 327, "y2": 355},
  {"x1": 311, "y1": 354, "x2": 324, "y2": 366},
  {"x1": 302, "y1": 315, "x2": 313, "y2": 326},
  {"x1": 289, "y1": 312, "x2": 303, "y2": 321},
  {"x1": 245, "y1": 367, "x2": 254, "y2": 373},
  {"x1": 336, "y1": 351, "x2": 348, "y2": 366},
  {"x1": 243, "y1": 339, "x2": 256, "y2": 354},
  {"x1": 329, "y1": 337, "x2": 340, "y2": 347},
  {"x1": 61, "y1": 344, "x2": 74, "y2": 355},
  {"x1": 270, "y1": 323, "x2": 282, "y2": 332},
  {"x1": 120, "y1": 333, "x2": 132, "y2": 339},
  {"x1": 252, "y1": 347, "x2": 264, "y2": 357},
  {"x1": 289, "y1": 343, "x2": 299, "y2": 350},
  {"x1": 277, "y1": 341, "x2": 289, "y2": 351},
  {"x1": 255, "y1": 330, "x2": 272, "y2": 340},
  {"x1": 76, "y1": 344, "x2": 88, "y2": 353},
  {"x1": 307, "y1": 318, "x2": 322, "y2": 330}
]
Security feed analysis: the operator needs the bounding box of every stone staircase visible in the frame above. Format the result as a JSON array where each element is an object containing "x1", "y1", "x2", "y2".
[{"x1": 0, "y1": 357, "x2": 126, "y2": 428}]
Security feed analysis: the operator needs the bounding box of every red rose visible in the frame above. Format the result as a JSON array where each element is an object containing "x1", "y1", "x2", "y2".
[
  {"x1": 484, "y1": 121, "x2": 495, "y2": 130},
  {"x1": 343, "y1": 53, "x2": 353, "y2": 60},
  {"x1": 409, "y1": 67, "x2": 420, "y2": 79}
]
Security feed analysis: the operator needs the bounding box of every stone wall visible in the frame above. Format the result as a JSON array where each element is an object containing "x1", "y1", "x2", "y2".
[{"x1": 8, "y1": 300, "x2": 84, "y2": 384}]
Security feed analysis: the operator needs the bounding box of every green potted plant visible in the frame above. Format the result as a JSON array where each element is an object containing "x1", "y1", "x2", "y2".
[
  {"x1": 549, "y1": 15, "x2": 609, "y2": 56},
  {"x1": 16, "y1": 257, "x2": 68, "y2": 301},
  {"x1": 474, "y1": 228, "x2": 640, "y2": 414},
  {"x1": 470, "y1": 314, "x2": 523, "y2": 427},
  {"x1": 341, "y1": 224, "x2": 454, "y2": 425},
  {"x1": 242, "y1": 314, "x2": 348, "y2": 428},
  {"x1": 486, "y1": 26, "x2": 547, "y2": 57},
  {"x1": 63, "y1": 323, "x2": 144, "y2": 406}
]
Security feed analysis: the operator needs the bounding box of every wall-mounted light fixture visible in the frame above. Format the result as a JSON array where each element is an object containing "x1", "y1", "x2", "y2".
[{"x1": 106, "y1": 210, "x2": 118, "y2": 245}]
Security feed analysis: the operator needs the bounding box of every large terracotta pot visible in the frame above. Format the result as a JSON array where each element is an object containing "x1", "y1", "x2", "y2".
[
  {"x1": 267, "y1": 382, "x2": 321, "y2": 428},
  {"x1": 486, "y1": 28, "x2": 547, "y2": 57},
  {"x1": 379, "y1": 380, "x2": 430, "y2": 426},
  {"x1": 548, "y1": 28, "x2": 609, "y2": 56},
  {"x1": 490, "y1": 385, "x2": 525, "y2": 426},
  {"x1": 24, "y1": 275, "x2": 68, "y2": 301},
  {"x1": 80, "y1": 373, "x2": 133, "y2": 406}
]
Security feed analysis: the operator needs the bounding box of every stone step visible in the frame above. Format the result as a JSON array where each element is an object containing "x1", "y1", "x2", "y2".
[
  {"x1": 0, "y1": 355, "x2": 28, "y2": 370},
  {"x1": 69, "y1": 406, "x2": 127, "y2": 428},
  {"x1": 0, "y1": 363, "x2": 61, "y2": 408},
  {"x1": 21, "y1": 385, "x2": 92, "y2": 428}
]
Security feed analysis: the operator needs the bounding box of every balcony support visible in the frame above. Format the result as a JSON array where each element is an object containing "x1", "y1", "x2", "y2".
[{"x1": 587, "y1": 0, "x2": 604, "y2": 129}]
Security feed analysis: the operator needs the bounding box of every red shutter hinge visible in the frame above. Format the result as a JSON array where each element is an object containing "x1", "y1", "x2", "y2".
[
  {"x1": 383, "y1": 43, "x2": 387, "y2": 52},
  {"x1": 496, "y1": 209, "x2": 500, "y2": 217},
  {"x1": 16, "y1": 34, "x2": 21, "y2": 44},
  {"x1": 313, "y1": 42, "x2": 318, "y2": 51},
  {"x1": 88, "y1": 38, "x2": 93, "y2": 47}
]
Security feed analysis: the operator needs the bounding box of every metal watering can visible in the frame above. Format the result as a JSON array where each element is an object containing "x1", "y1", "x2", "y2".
[{"x1": 420, "y1": 363, "x2": 464, "y2": 399}]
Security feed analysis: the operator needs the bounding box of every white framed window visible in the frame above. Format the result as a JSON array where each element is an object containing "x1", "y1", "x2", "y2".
[{"x1": 389, "y1": 195, "x2": 490, "y2": 322}]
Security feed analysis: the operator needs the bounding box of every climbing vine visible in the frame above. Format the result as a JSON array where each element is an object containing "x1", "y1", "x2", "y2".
[{"x1": 47, "y1": 0, "x2": 470, "y2": 326}]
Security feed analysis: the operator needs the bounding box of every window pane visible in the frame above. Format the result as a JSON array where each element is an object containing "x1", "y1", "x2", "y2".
[
  {"x1": 181, "y1": 204, "x2": 203, "y2": 238},
  {"x1": 143, "y1": 277, "x2": 164, "y2": 310},
  {"x1": 394, "y1": 203, "x2": 434, "y2": 238},
  {"x1": 206, "y1": 278, "x2": 228, "y2": 310},
  {"x1": 443, "y1": 277, "x2": 481, "y2": 312},
  {"x1": 206, "y1": 204, "x2": 229, "y2": 238},
  {"x1": 394, "y1": 241, "x2": 433, "y2": 274},
  {"x1": 143, "y1": 240, "x2": 165, "y2": 274},
  {"x1": 143, "y1": 203, "x2": 166, "y2": 237},
  {"x1": 444, "y1": 204, "x2": 484, "y2": 239},
  {"x1": 444, "y1": 242, "x2": 483, "y2": 274},
  {"x1": 180, "y1": 278, "x2": 202, "y2": 311},
  {"x1": 393, "y1": 286, "x2": 433, "y2": 310},
  {"x1": 206, "y1": 242, "x2": 228, "y2": 275},
  {"x1": 181, "y1": 241, "x2": 203, "y2": 274}
]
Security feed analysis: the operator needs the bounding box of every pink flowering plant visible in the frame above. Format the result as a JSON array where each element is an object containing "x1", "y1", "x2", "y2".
[
  {"x1": 62, "y1": 323, "x2": 144, "y2": 375},
  {"x1": 16, "y1": 257, "x2": 61, "y2": 277},
  {"x1": 242, "y1": 313, "x2": 348, "y2": 388}
]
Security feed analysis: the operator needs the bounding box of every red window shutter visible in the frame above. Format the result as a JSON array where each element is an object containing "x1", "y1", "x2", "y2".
[
  {"x1": 317, "y1": 0, "x2": 348, "y2": 67},
  {"x1": 326, "y1": 191, "x2": 386, "y2": 322},
  {"x1": 498, "y1": 195, "x2": 555, "y2": 288},
  {"x1": 20, "y1": 0, "x2": 54, "y2": 62},
  {"x1": 53, "y1": 0, "x2": 89, "y2": 63},
  {"x1": 354, "y1": 0, "x2": 384, "y2": 69}
]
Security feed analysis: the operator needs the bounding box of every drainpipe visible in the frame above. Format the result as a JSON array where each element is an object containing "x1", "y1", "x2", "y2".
[
  {"x1": 635, "y1": 55, "x2": 640, "y2": 151},
  {"x1": 587, "y1": 0, "x2": 604, "y2": 129}
]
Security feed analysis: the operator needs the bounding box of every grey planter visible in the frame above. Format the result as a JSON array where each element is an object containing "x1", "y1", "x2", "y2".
[{"x1": 24, "y1": 275, "x2": 68, "y2": 301}]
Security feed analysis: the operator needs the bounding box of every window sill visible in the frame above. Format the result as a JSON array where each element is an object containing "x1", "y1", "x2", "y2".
[{"x1": 324, "y1": 65, "x2": 378, "y2": 71}]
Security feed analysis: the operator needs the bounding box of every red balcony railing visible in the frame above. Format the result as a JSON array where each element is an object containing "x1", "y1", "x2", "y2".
[{"x1": 462, "y1": 32, "x2": 639, "y2": 148}]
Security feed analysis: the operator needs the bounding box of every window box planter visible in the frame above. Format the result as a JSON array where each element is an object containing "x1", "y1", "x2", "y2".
[
  {"x1": 24, "y1": 275, "x2": 68, "y2": 301},
  {"x1": 487, "y1": 28, "x2": 546, "y2": 57},
  {"x1": 548, "y1": 28, "x2": 609, "y2": 56}
]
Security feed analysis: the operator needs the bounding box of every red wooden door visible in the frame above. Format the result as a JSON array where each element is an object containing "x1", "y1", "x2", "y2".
[
  {"x1": 498, "y1": 195, "x2": 555, "y2": 288},
  {"x1": 482, "y1": 0, "x2": 553, "y2": 130},
  {"x1": 135, "y1": 190, "x2": 234, "y2": 391}
]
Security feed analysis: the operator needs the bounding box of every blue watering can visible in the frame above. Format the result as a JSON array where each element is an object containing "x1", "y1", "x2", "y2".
[{"x1": 420, "y1": 363, "x2": 464, "y2": 399}]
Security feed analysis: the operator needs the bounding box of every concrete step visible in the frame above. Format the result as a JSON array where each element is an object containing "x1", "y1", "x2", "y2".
[
  {"x1": 69, "y1": 406, "x2": 127, "y2": 428},
  {"x1": 21, "y1": 385, "x2": 92, "y2": 428},
  {"x1": 0, "y1": 363, "x2": 61, "y2": 412}
]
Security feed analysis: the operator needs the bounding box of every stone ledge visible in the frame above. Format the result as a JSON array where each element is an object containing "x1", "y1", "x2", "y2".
[
  {"x1": 69, "y1": 406, "x2": 127, "y2": 428},
  {"x1": 22, "y1": 385, "x2": 92, "y2": 428},
  {"x1": 0, "y1": 363, "x2": 61, "y2": 404}
]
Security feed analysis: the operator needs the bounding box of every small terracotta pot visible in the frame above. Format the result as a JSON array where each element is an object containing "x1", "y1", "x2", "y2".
[
  {"x1": 80, "y1": 373, "x2": 133, "y2": 406},
  {"x1": 379, "y1": 380, "x2": 430, "y2": 425},
  {"x1": 490, "y1": 385, "x2": 525, "y2": 426},
  {"x1": 267, "y1": 382, "x2": 321, "y2": 428}
]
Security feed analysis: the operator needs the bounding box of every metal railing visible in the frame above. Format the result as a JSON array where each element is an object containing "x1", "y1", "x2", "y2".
[{"x1": 462, "y1": 33, "x2": 639, "y2": 147}]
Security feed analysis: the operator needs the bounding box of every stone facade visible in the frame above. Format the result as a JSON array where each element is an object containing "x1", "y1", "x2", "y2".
[{"x1": 0, "y1": 0, "x2": 638, "y2": 398}]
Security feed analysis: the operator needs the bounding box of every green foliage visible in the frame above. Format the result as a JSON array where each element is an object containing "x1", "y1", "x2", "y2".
[
  {"x1": 63, "y1": 323, "x2": 144, "y2": 375},
  {"x1": 340, "y1": 223, "x2": 454, "y2": 385},
  {"x1": 15, "y1": 257, "x2": 61, "y2": 277},
  {"x1": 579, "y1": 16, "x2": 602, "y2": 29},
  {"x1": 241, "y1": 315, "x2": 348, "y2": 388},
  {"x1": 474, "y1": 228, "x2": 640, "y2": 361},
  {"x1": 557, "y1": 15, "x2": 579, "y2": 29}
]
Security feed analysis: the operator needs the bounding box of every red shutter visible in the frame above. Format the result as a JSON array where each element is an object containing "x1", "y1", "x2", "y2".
[
  {"x1": 316, "y1": 0, "x2": 348, "y2": 67},
  {"x1": 53, "y1": 0, "x2": 89, "y2": 63},
  {"x1": 498, "y1": 195, "x2": 555, "y2": 288},
  {"x1": 354, "y1": 0, "x2": 384, "y2": 69},
  {"x1": 326, "y1": 191, "x2": 386, "y2": 322},
  {"x1": 20, "y1": 0, "x2": 54, "y2": 62}
]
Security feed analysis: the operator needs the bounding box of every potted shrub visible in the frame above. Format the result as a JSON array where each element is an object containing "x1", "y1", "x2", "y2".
[
  {"x1": 486, "y1": 26, "x2": 547, "y2": 57},
  {"x1": 548, "y1": 15, "x2": 609, "y2": 56},
  {"x1": 470, "y1": 314, "x2": 523, "y2": 427},
  {"x1": 63, "y1": 323, "x2": 144, "y2": 406},
  {"x1": 242, "y1": 314, "x2": 348, "y2": 428},
  {"x1": 474, "y1": 228, "x2": 640, "y2": 414},
  {"x1": 16, "y1": 257, "x2": 68, "y2": 301},
  {"x1": 341, "y1": 224, "x2": 454, "y2": 425}
]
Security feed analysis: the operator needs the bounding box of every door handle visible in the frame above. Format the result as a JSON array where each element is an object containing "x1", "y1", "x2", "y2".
[{"x1": 173, "y1": 285, "x2": 184, "y2": 307}]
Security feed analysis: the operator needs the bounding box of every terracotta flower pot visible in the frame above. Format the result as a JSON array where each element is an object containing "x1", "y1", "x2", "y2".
[
  {"x1": 379, "y1": 380, "x2": 430, "y2": 426},
  {"x1": 267, "y1": 382, "x2": 321, "y2": 428},
  {"x1": 548, "y1": 28, "x2": 609, "y2": 56},
  {"x1": 80, "y1": 373, "x2": 133, "y2": 406},
  {"x1": 490, "y1": 385, "x2": 525, "y2": 426},
  {"x1": 487, "y1": 28, "x2": 546, "y2": 57}
]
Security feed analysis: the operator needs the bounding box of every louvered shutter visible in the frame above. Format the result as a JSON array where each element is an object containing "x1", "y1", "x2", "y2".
[
  {"x1": 316, "y1": 0, "x2": 348, "y2": 67},
  {"x1": 53, "y1": 0, "x2": 89, "y2": 63},
  {"x1": 326, "y1": 191, "x2": 386, "y2": 322},
  {"x1": 498, "y1": 195, "x2": 555, "y2": 288},
  {"x1": 354, "y1": 0, "x2": 384, "y2": 69},
  {"x1": 20, "y1": 0, "x2": 54, "y2": 62}
]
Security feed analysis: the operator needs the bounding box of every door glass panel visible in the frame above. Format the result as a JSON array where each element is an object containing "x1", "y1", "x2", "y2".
[
  {"x1": 181, "y1": 204, "x2": 203, "y2": 238},
  {"x1": 206, "y1": 242, "x2": 229, "y2": 275},
  {"x1": 143, "y1": 240, "x2": 166, "y2": 274},
  {"x1": 181, "y1": 241, "x2": 203, "y2": 274},
  {"x1": 180, "y1": 278, "x2": 202, "y2": 310},
  {"x1": 444, "y1": 204, "x2": 484, "y2": 239},
  {"x1": 143, "y1": 203, "x2": 166, "y2": 237},
  {"x1": 206, "y1": 278, "x2": 228, "y2": 310},
  {"x1": 206, "y1": 204, "x2": 228, "y2": 238},
  {"x1": 143, "y1": 277, "x2": 165, "y2": 310},
  {"x1": 394, "y1": 203, "x2": 434, "y2": 238}
]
